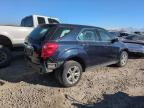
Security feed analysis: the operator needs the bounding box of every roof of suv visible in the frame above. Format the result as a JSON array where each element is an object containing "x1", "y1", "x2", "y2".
[{"x1": 40, "y1": 23, "x2": 103, "y2": 29}]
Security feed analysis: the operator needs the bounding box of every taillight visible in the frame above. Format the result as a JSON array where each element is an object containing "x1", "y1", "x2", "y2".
[{"x1": 41, "y1": 42, "x2": 58, "y2": 60}]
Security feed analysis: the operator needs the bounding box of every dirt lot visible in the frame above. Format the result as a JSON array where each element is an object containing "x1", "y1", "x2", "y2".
[{"x1": 0, "y1": 53, "x2": 144, "y2": 108}]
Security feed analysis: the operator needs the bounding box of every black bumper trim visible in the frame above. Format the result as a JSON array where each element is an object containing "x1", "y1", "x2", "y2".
[{"x1": 26, "y1": 59, "x2": 63, "y2": 74}]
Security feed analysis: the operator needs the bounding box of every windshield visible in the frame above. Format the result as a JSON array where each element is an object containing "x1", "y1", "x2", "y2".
[
  {"x1": 29, "y1": 25, "x2": 57, "y2": 40},
  {"x1": 109, "y1": 32, "x2": 119, "y2": 38},
  {"x1": 126, "y1": 35, "x2": 144, "y2": 41}
]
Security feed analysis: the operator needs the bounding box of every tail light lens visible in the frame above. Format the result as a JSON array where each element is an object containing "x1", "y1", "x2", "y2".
[{"x1": 41, "y1": 42, "x2": 58, "y2": 60}]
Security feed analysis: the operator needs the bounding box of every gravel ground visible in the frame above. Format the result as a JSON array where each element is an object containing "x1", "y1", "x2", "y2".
[{"x1": 0, "y1": 53, "x2": 144, "y2": 108}]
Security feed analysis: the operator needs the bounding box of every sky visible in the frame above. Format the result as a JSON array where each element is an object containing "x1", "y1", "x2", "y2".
[{"x1": 0, "y1": 0, "x2": 144, "y2": 29}]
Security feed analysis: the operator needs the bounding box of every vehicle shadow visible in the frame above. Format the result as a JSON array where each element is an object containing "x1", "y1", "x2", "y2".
[
  {"x1": 70, "y1": 92, "x2": 144, "y2": 108},
  {"x1": 0, "y1": 52, "x2": 143, "y2": 88},
  {"x1": 0, "y1": 52, "x2": 61, "y2": 88}
]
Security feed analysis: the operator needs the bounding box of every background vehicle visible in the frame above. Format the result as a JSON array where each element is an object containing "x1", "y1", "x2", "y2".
[
  {"x1": 109, "y1": 31, "x2": 129, "y2": 38},
  {"x1": 123, "y1": 35, "x2": 144, "y2": 55},
  {"x1": 24, "y1": 24, "x2": 129, "y2": 87},
  {"x1": 0, "y1": 15, "x2": 60, "y2": 67}
]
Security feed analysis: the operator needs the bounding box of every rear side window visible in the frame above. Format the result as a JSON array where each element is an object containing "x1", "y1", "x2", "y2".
[
  {"x1": 48, "y1": 18, "x2": 59, "y2": 24},
  {"x1": 21, "y1": 16, "x2": 33, "y2": 27},
  {"x1": 37, "y1": 17, "x2": 46, "y2": 25},
  {"x1": 77, "y1": 29, "x2": 99, "y2": 42},
  {"x1": 51, "y1": 27, "x2": 72, "y2": 40}
]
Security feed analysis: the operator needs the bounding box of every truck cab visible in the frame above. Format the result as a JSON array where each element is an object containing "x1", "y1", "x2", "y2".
[{"x1": 21, "y1": 15, "x2": 60, "y2": 27}]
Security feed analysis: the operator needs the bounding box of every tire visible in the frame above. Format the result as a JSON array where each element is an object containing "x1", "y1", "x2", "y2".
[
  {"x1": 116, "y1": 51, "x2": 128, "y2": 67},
  {"x1": 55, "y1": 60, "x2": 82, "y2": 87},
  {"x1": 0, "y1": 45, "x2": 12, "y2": 68}
]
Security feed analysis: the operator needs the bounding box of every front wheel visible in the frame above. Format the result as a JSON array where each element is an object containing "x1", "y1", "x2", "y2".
[
  {"x1": 0, "y1": 46, "x2": 12, "y2": 68},
  {"x1": 55, "y1": 60, "x2": 82, "y2": 87},
  {"x1": 117, "y1": 51, "x2": 128, "y2": 67}
]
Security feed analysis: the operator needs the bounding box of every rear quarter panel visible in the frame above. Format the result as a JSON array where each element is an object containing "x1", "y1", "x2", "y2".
[{"x1": 55, "y1": 41, "x2": 89, "y2": 66}]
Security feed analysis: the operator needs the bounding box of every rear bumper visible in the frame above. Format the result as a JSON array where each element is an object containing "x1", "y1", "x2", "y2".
[
  {"x1": 27, "y1": 60, "x2": 46, "y2": 74},
  {"x1": 26, "y1": 57, "x2": 63, "y2": 74}
]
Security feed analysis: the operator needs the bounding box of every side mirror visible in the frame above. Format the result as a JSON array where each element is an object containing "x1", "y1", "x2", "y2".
[{"x1": 111, "y1": 38, "x2": 119, "y2": 43}]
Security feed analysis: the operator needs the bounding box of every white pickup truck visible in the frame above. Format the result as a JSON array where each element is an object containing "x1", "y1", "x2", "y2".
[{"x1": 0, "y1": 15, "x2": 60, "y2": 67}]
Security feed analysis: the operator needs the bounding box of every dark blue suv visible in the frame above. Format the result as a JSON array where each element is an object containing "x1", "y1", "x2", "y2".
[{"x1": 24, "y1": 24, "x2": 128, "y2": 87}]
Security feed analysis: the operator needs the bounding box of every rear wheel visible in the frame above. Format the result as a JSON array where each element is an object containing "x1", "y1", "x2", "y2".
[
  {"x1": 55, "y1": 60, "x2": 82, "y2": 87},
  {"x1": 0, "y1": 46, "x2": 12, "y2": 68},
  {"x1": 117, "y1": 51, "x2": 128, "y2": 67}
]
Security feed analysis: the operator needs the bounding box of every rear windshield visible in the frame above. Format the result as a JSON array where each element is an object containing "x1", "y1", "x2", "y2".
[
  {"x1": 29, "y1": 26, "x2": 49, "y2": 40},
  {"x1": 48, "y1": 18, "x2": 59, "y2": 24}
]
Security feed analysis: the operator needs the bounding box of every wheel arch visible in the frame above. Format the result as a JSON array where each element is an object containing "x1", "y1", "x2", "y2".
[
  {"x1": 121, "y1": 48, "x2": 129, "y2": 54},
  {"x1": 0, "y1": 35, "x2": 13, "y2": 49},
  {"x1": 65, "y1": 56, "x2": 86, "y2": 72}
]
